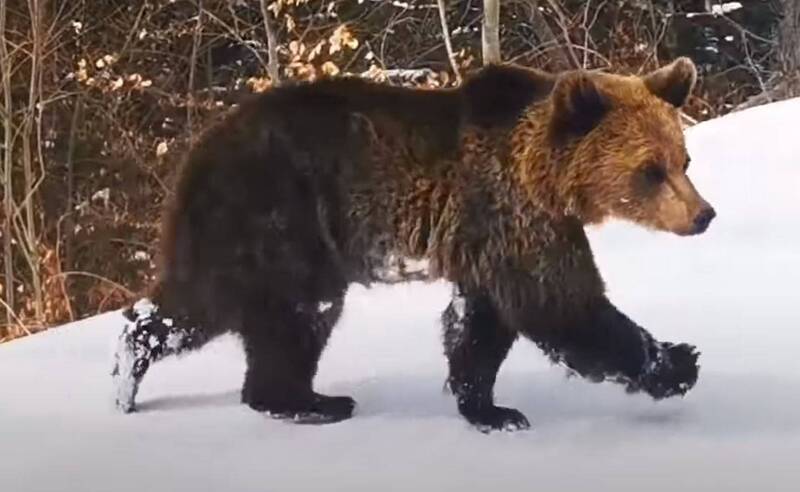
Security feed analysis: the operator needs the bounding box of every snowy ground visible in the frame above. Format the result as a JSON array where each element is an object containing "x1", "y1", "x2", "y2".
[{"x1": 2, "y1": 100, "x2": 800, "y2": 491}]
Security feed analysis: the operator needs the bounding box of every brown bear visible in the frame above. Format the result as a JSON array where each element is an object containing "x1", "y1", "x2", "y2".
[{"x1": 112, "y1": 57, "x2": 714, "y2": 432}]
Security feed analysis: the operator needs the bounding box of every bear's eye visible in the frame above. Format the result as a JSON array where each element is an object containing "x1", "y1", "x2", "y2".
[
  {"x1": 683, "y1": 157, "x2": 691, "y2": 173},
  {"x1": 642, "y1": 162, "x2": 667, "y2": 186}
]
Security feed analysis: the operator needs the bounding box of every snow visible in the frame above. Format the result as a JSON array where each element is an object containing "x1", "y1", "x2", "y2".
[
  {"x1": 711, "y1": 2, "x2": 743, "y2": 16},
  {"x1": 371, "y1": 253, "x2": 430, "y2": 282},
  {"x1": 111, "y1": 300, "x2": 156, "y2": 413},
  {"x1": 3, "y1": 99, "x2": 800, "y2": 491}
]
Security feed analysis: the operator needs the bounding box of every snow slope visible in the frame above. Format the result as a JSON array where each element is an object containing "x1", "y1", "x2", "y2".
[{"x1": 2, "y1": 99, "x2": 800, "y2": 492}]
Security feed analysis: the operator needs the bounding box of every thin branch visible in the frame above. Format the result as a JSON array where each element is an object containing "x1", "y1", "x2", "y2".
[
  {"x1": 436, "y1": 0, "x2": 461, "y2": 83},
  {"x1": 50, "y1": 271, "x2": 135, "y2": 297},
  {"x1": 522, "y1": 0, "x2": 570, "y2": 69},
  {"x1": 510, "y1": 42, "x2": 612, "y2": 68},
  {"x1": 544, "y1": 0, "x2": 581, "y2": 68},
  {"x1": 0, "y1": 296, "x2": 30, "y2": 337},
  {"x1": 259, "y1": 0, "x2": 281, "y2": 85},
  {"x1": 187, "y1": 0, "x2": 203, "y2": 136},
  {"x1": 203, "y1": 9, "x2": 267, "y2": 69},
  {"x1": 1, "y1": 0, "x2": 16, "y2": 327},
  {"x1": 54, "y1": 214, "x2": 75, "y2": 322},
  {"x1": 580, "y1": 0, "x2": 591, "y2": 68},
  {"x1": 673, "y1": 11, "x2": 777, "y2": 45},
  {"x1": 64, "y1": 94, "x2": 81, "y2": 293}
]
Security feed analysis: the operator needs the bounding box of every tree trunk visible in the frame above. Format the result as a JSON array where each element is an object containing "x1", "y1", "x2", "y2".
[
  {"x1": 779, "y1": 0, "x2": 800, "y2": 97},
  {"x1": 0, "y1": 0, "x2": 14, "y2": 330},
  {"x1": 259, "y1": 0, "x2": 281, "y2": 86},
  {"x1": 525, "y1": 0, "x2": 570, "y2": 70},
  {"x1": 482, "y1": 0, "x2": 501, "y2": 64},
  {"x1": 437, "y1": 0, "x2": 462, "y2": 83}
]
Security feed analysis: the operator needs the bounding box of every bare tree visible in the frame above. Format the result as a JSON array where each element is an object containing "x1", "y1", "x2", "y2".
[
  {"x1": 738, "y1": 0, "x2": 800, "y2": 109},
  {"x1": 0, "y1": 0, "x2": 13, "y2": 330},
  {"x1": 437, "y1": 0, "x2": 461, "y2": 82},
  {"x1": 544, "y1": 0, "x2": 580, "y2": 68},
  {"x1": 259, "y1": 0, "x2": 281, "y2": 85},
  {"x1": 21, "y1": 0, "x2": 46, "y2": 322},
  {"x1": 779, "y1": 0, "x2": 800, "y2": 97},
  {"x1": 187, "y1": 0, "x2": 203, "y2": 135},
  {"x1": 482, "y1": 0, "x2": 501, "y2": 64},
  {"x1": 0, "y1": 0, "x2": 53, "y2": 334},
  {"x1": 520, "y1": 0, "x2": 572, "y2": 70}
]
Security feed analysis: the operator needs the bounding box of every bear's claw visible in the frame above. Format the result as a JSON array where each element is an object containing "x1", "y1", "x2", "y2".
[
  {"x1": 634, "y1": 342, "x2": 700, "y2": 400},
  {"x1": 250, "y1": 394, "x2": 357, "y2": 424},
  {"x1": 460, "y1": 404, "x2": 531, "y2": 433}
]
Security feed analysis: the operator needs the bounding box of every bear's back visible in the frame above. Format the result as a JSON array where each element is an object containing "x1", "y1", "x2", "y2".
[
  {"x1": 224, "y1": 65, "x2": 556, "y2": 164},
  {"x1": 160, "y1": 66, "x2": 558, "y2": 294}
]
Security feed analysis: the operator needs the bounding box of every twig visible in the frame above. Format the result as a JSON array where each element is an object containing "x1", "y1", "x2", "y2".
[
  {"x1": 741, "y1": 29, "x2": 770, "y2": 103},
  {"x1": 0, "y1": 0, "x2": 15, "y2": 327},
  {"x1": 54, "y1": 214, "x2": 75, "y2": 321},
  {"x1": 0, "y1": 296, "x2": 30, "y2": 337},
  {"x1": 203, "y1": 9, "x2": 267, "y2": 69},
  {"x1": 510, "y1": 43, "x2": 612, "y2": 68},
  {"x1": 544, "y1": 0, "x2": 581, "y2": 68},
  {"x1": 64, "y1": 94, "x2": 81, "y2": 286},
  {"x1": 259, "y1": 0, "x2": 281, "y2": 85},
  {"x1": 188, "y1": 0, "x2": 203, "y2": 136},
  {"x1": 50, "y1": 271, "x2": 135, "y2": 297},
  {"x1": 436, "y1": 0, "x2": 461, "y2": 83}
]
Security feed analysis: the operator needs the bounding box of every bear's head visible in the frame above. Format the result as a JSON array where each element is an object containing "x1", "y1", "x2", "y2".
[{"x1": 547, "y1": 57, "x2": 715, "y2": 236}]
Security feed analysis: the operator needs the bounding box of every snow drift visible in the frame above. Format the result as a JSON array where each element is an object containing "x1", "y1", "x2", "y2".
[{"x1": 2, "y1": 99, "x2": 800, "y2": 491}]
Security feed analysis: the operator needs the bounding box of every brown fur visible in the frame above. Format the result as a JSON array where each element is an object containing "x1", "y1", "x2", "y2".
[
  {"x1": 113, "y1": 59, "x2": 712, "y2": 430},
  {"x1": 344, "y1": 58, "x2": 712, "y2": 317}
]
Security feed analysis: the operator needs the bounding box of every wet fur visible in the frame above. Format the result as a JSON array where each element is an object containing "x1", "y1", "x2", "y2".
[{"x1": 113, "y1": 61, "x2": 704, "y2": 430}]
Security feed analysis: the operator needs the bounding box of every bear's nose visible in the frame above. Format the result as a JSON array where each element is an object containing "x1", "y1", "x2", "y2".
[{"x1": 692, "y1": 206, "x2": 716, "y2": 234}]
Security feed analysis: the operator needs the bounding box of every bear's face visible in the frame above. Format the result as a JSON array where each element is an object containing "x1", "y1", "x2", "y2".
[{"x1": 549, "y1": 58, "x2": 715, "y2": 236}]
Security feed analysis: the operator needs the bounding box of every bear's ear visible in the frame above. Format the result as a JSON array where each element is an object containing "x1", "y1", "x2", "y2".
[
  {"x1": 463, "y1": 64, "x2": 557, "y2": 129},
  {"x1": 549, "y1": 71, "x2": 609, "y2": 142},
  {"x1": 644, "y1": 57, "x2": 697, "y2": 107}
]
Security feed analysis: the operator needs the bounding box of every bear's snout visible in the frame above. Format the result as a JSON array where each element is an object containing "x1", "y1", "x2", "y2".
[{"x1": 691, "y1": 206, "x2": 716, "y2": 235}]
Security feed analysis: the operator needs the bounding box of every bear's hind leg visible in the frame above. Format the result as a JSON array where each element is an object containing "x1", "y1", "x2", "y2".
[
  {"x1": 240, "y1": 296, "x2": 355, "y2": 424},
  {"x1": 112, "y1": 298, "x2": 208, "y2": 413},
  {"x1": 442, "y1": 286, "x2": 529, "y2": 432}
]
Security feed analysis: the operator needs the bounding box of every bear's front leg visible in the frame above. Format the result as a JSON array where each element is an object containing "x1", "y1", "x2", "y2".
[
  {"x1": 526, "y1": 297, "x2": 700, "y2": 400},
  {"x1": 442, "y1": 286, "x2": 530, "y2": 432}
]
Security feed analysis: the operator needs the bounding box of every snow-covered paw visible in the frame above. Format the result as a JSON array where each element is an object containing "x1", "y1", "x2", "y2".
[
  {"x1": 636, "y1": 342, "x2": 700, "y2": 400},
  {"x1": 112, "y1": 332, "x2": 141, "y2": 413},
  {"x1": 293, "y1": 395, "x2": 357, "y2": 424},
  {"x1": 111, "y1": 304, "x2": 152, "y2": 413},
  {"x1": 246, "y1": 393, "x2": 357, "y2": 424},
  {"x1": 460, "y1": 404, "x2": 531, "y2": 433},
  {"x1": 114, "y1": 388, "x2": 137, "y2": 413}
]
